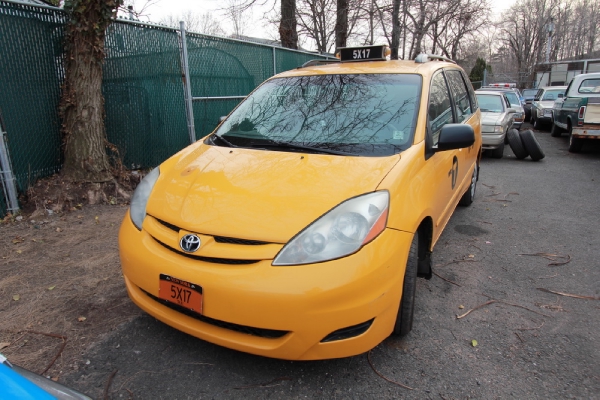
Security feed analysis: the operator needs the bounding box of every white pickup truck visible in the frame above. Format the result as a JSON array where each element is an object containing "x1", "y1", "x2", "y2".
[{"x1": 551, "y1": 72, "x2": 600, "y2": 152}]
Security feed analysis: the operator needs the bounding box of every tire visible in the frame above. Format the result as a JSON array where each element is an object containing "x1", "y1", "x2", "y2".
[
  {"x1": 393, "y1": 233, "x2": 418, "y2": 337},
  {"x1": 491, "y1": 140, "x2": 504, "y2": 158},
  {"x1": 550, "y1": 122, "x2": 563, "y2": 137},
  {"x1": 568, "y1": 133, "x2": 583, "y2": 153},
  {"x1": 507, "y1": 128, "x2": 529, "y2": 159},
  {"x1": 531, "y1": 116, "x2": 537, "y2": 129},
  {"x1": 519, "y1": 129, "x2": 545, "y2": 161},
  {"x1": 459, "y1": 164, "x2": 478, "y2": 206}
]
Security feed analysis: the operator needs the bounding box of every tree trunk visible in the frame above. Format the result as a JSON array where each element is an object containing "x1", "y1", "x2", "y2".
[
  {"x1": 60, "y1": 0, "x2": 122, "y2": 183},
  {"x1": 279, "y1": 0, "x2": 298, "y2": 49},
  {"x1": 335, "y1": 0, "x2": 348, "y2": 51},
  {"x1": 391, "y1": 0, "x2": 401, "y2": 59}
]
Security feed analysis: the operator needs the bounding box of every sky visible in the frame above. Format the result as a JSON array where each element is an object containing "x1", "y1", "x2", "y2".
[{"x1": 128, "y1": 0, "x2": 518, "y2": 45}]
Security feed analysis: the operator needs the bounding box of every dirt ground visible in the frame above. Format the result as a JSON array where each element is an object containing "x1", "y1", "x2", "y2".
[{"x1": 0, "y1": 204, "x2": 140, "y2": 380}]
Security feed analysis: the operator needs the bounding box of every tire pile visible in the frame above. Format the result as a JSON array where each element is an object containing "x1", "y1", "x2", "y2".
[{"x1": 506, "y1": 129, "x2": 545, "y2": 161}]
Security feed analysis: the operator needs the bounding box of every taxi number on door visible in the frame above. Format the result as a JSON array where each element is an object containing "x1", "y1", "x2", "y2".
[{"x1": 159, "y1": 274, "x2": 203, "y2": 314}]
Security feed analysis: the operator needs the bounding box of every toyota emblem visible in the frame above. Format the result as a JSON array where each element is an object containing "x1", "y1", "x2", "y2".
[{"x1": 180, "y1": 234, "x2": 201, "y2": 253}]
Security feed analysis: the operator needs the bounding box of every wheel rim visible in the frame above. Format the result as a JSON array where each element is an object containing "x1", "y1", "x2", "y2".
[{"x1": 470, "y1": 168, "x2": 477, "y2": 197}]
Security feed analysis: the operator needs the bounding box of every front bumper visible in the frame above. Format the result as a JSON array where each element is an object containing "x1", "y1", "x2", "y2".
[
  {"x1": 481, "y1": 132, "x2": 505, "y2": 149},
  {"x1": 119, "y1": 212, "x2": 413, "y2": 360}
]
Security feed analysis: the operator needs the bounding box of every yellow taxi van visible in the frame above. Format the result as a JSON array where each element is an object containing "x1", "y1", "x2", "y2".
[{"x1": 119, "y1": 45, "x2": 482, "y2": 360}]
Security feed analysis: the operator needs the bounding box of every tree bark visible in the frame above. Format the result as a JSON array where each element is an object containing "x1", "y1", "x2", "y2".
[
  {"x1": 60, "y1": 0, "x2": 122, "y2": 183},
  {"x1": 335, "y1": 0, "x2": 348, "y2": 51},
  {"x1": 390, "y1": 0, "x2": 401, "y2": 59},
  {"x1": 280, "y1": 0, "x2": 299, "y2": 49}
]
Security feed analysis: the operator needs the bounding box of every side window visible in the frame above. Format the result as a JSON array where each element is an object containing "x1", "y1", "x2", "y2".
[
  {"x1": 462, "y1": 70, "x2": 478, "y2": 111},
  {"x1": 428, "y1": 72, "x2": 454, "y2": 146},
  {"x1": 446, "y1": 70, "x2": 472, "y2": 122}
]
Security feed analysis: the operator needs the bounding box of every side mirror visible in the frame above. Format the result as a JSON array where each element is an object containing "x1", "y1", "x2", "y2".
[{"x1": 436, "y1": 124, "x2": 475, "y2": 151}]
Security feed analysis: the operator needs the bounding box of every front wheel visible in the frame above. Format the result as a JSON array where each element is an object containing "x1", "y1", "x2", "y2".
[
  {"x1": 550, "y1": 122, "x2": 563, "y2": 137},
  {"x1": 393, "y1": 234, "x2": 419, "y2": 336},
  {"x1": 491, "y1": 140, "x2": 504, "y2": 159},
  {"x1": 459, "y1": 165, "x2": 478, "y2": 206}
]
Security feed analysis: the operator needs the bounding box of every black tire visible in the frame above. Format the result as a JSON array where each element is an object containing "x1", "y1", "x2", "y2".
[
  {"x1": 393, "y1": 234, "x2": 418, "y2": 336},
  {"x1": 507, "y1": 128, "x2": 529, "y2": 159},
  {"x1": 550, "y1": 122, "x2": 563, "y2": 137},
  {"x1": 568, "y1": 133, "x2": 583, "y2": 153},
  {"x1": 459, "y1": 164, "x2": 478, "y2": 206},
  {"x1": 519, "y1": 129, "x2": 545, "y2": 161},
  {"x1": 532, "y1": 116, "x2": 537, "y2": 129},
  {"x1": 490, "y1": 140, "x2": 504, "y2": 159}
]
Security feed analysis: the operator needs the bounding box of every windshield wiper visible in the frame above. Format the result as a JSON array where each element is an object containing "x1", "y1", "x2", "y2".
[
  {"x1": 211, "y1": 134, "x2": 239, "y2": 148},
  {"x1": 255, "y1": 140, "x2": 358, "y2": 156}
]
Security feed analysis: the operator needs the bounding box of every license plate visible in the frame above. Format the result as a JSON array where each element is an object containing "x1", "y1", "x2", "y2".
[{"x1": 159, "y1": 274, "x2": 203, "y2": 314}]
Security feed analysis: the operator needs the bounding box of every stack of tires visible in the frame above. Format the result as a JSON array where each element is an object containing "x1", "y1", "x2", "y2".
[{"x1": 506, "y1": 129, "x2": 545, "y2": 161}]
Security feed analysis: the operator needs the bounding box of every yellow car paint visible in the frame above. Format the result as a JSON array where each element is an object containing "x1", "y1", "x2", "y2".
[{"x1": 119, "y1": 52, "x2": 482, "y2": 360}]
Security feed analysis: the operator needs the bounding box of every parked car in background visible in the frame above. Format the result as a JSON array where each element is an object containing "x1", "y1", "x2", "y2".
[
  {"x1": 551, "y1": 72, "x2": 600, "y2": 152},
  {"x1": 530, "y1": 86, "x2": 567, "y2": 130},
  {"x1": 476, "y1": 88, "x2": 524, "y2": 129},
  {"x1": 522, "y1": 88, "x2": 538, "y2": 121},
  {"x1": 475, "y1": 90, "x2": 516, "y2": 158}
]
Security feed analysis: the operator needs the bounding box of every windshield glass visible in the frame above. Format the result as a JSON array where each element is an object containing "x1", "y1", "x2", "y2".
[
  {"x1": 213, "y1": 74, "x2": 422, "y2": 156},
  {"x1": 476, "y1": 94, "x2": 504, "y2": 113},
  {"x1": 503, "y1": 92, "x2": 519, "y2": 105},
  {"x1": 542, "y1": 89, "x2": 565, "y2": 101}
]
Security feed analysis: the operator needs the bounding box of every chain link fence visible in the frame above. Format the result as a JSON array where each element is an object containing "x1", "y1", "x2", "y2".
[{"x1": 0, "y1": 1, "x2": 330, "y2": 217}]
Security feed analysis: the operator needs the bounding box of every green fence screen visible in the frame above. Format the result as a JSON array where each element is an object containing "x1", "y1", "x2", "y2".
[{"x1": 0, "y1": 0, "x2": 330, "y2": 217}]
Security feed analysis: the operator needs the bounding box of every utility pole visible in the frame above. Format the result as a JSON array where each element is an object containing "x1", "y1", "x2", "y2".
[{"x1": 546, "y1": 17, "x2": 554, "y2": 63}]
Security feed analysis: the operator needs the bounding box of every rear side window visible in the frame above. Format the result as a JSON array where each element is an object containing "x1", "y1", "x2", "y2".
[
  {"x1": 428, "y1": 72, "x2": 453, "y2": 145},
  {"x1": 445, "y1": 70, "x2": 472, "y2": 122},
  {"x1": 578, "y1": 78, "x2": 600, "y2": 93}
]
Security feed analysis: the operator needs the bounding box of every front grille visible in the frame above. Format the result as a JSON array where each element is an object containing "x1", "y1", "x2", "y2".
[
  {"x1": 154, "y1": 217, "x2": 179, "y2": 232},
  {"x1": 154, "y1": 238, "x2": 260, "y2": 265},
  {"x1": 141, "y1": 289, "x2": 289, "y2": 339},
  {"x1": 214, "y1": 236, "x2": 271, "y2": 245},
  {"x1": 151, "y1": 216, "x2": 272, "y2": 246}
]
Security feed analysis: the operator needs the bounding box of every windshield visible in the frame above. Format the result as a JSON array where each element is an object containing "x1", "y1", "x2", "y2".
[
  {"x1": 476, "y1": 94, "x2": 504, "y2": 113},
  {"x1": 542, "y1": 89, "x2": 565, "y2": 101},
  {"x1": 212, "y1": 74, "x2": 422, "y2": 156},
  {"x1": 504, "y1": 92, "x2": 519, "y2": 105}
]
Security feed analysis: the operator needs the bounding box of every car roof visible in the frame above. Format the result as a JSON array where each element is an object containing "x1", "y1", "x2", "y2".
[
  {"x1": 275, "y1": 58, "x2": 462, "y2": 79},
  {"x1": 539, "y1": 86, "x2": 567, "y2": 90},
  {"x1": 475, "y1": 90, "x2": 505, "y2": 96}
]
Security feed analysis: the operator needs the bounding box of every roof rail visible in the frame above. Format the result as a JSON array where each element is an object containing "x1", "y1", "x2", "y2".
[
  {"x1": 299, "y1": 59, "x2": 340, "y2": 68},
  {"x1": 414, "y1": 54, "x2": 456, "y2": 64}
]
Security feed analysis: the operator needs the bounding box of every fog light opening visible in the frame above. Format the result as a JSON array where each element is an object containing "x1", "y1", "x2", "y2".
[{"x1": 320, "y1": 319, "x2": 374, "y2": 343}]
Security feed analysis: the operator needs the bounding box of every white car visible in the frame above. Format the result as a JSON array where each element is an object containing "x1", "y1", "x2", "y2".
[
  {"x1": 530, "y1": 86, "x2": 567, "y2": 130},
  {"x1": 475, "y1": 91, "x2": 516, "y2": 158}
]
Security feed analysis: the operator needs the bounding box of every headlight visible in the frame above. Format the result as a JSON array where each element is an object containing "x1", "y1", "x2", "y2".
[
  {"x1": 494, "y1": 125, "x2": 504, "y2": 133},
  {"x1": 273, "y1": 191, "x2": 389, "y2": 266},
  {"x1": 514, "y1": 112, "x2": 523, "y2": 119},
  {"x1": 130, "y1": 167, "x2": 160, "y2": 230},
  {"x1": 543, "y1": 108, "x2": 552, "y2": 115}
]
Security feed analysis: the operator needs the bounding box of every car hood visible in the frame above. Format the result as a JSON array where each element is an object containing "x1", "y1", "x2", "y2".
[
  {"x1": 145, "y1": 144, "x2": 400, "y2": 243},
  {"x1": 538, "y1": 100, "x2": 555, "y2": 109},
  {"x1": 480, "y1": 112, "x2": 505, "y2": 126}
]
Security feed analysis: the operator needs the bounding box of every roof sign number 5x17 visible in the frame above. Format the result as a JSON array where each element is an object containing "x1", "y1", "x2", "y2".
[{"x1": 339, "y1": 45, "x2": 387, "y2": 62}]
